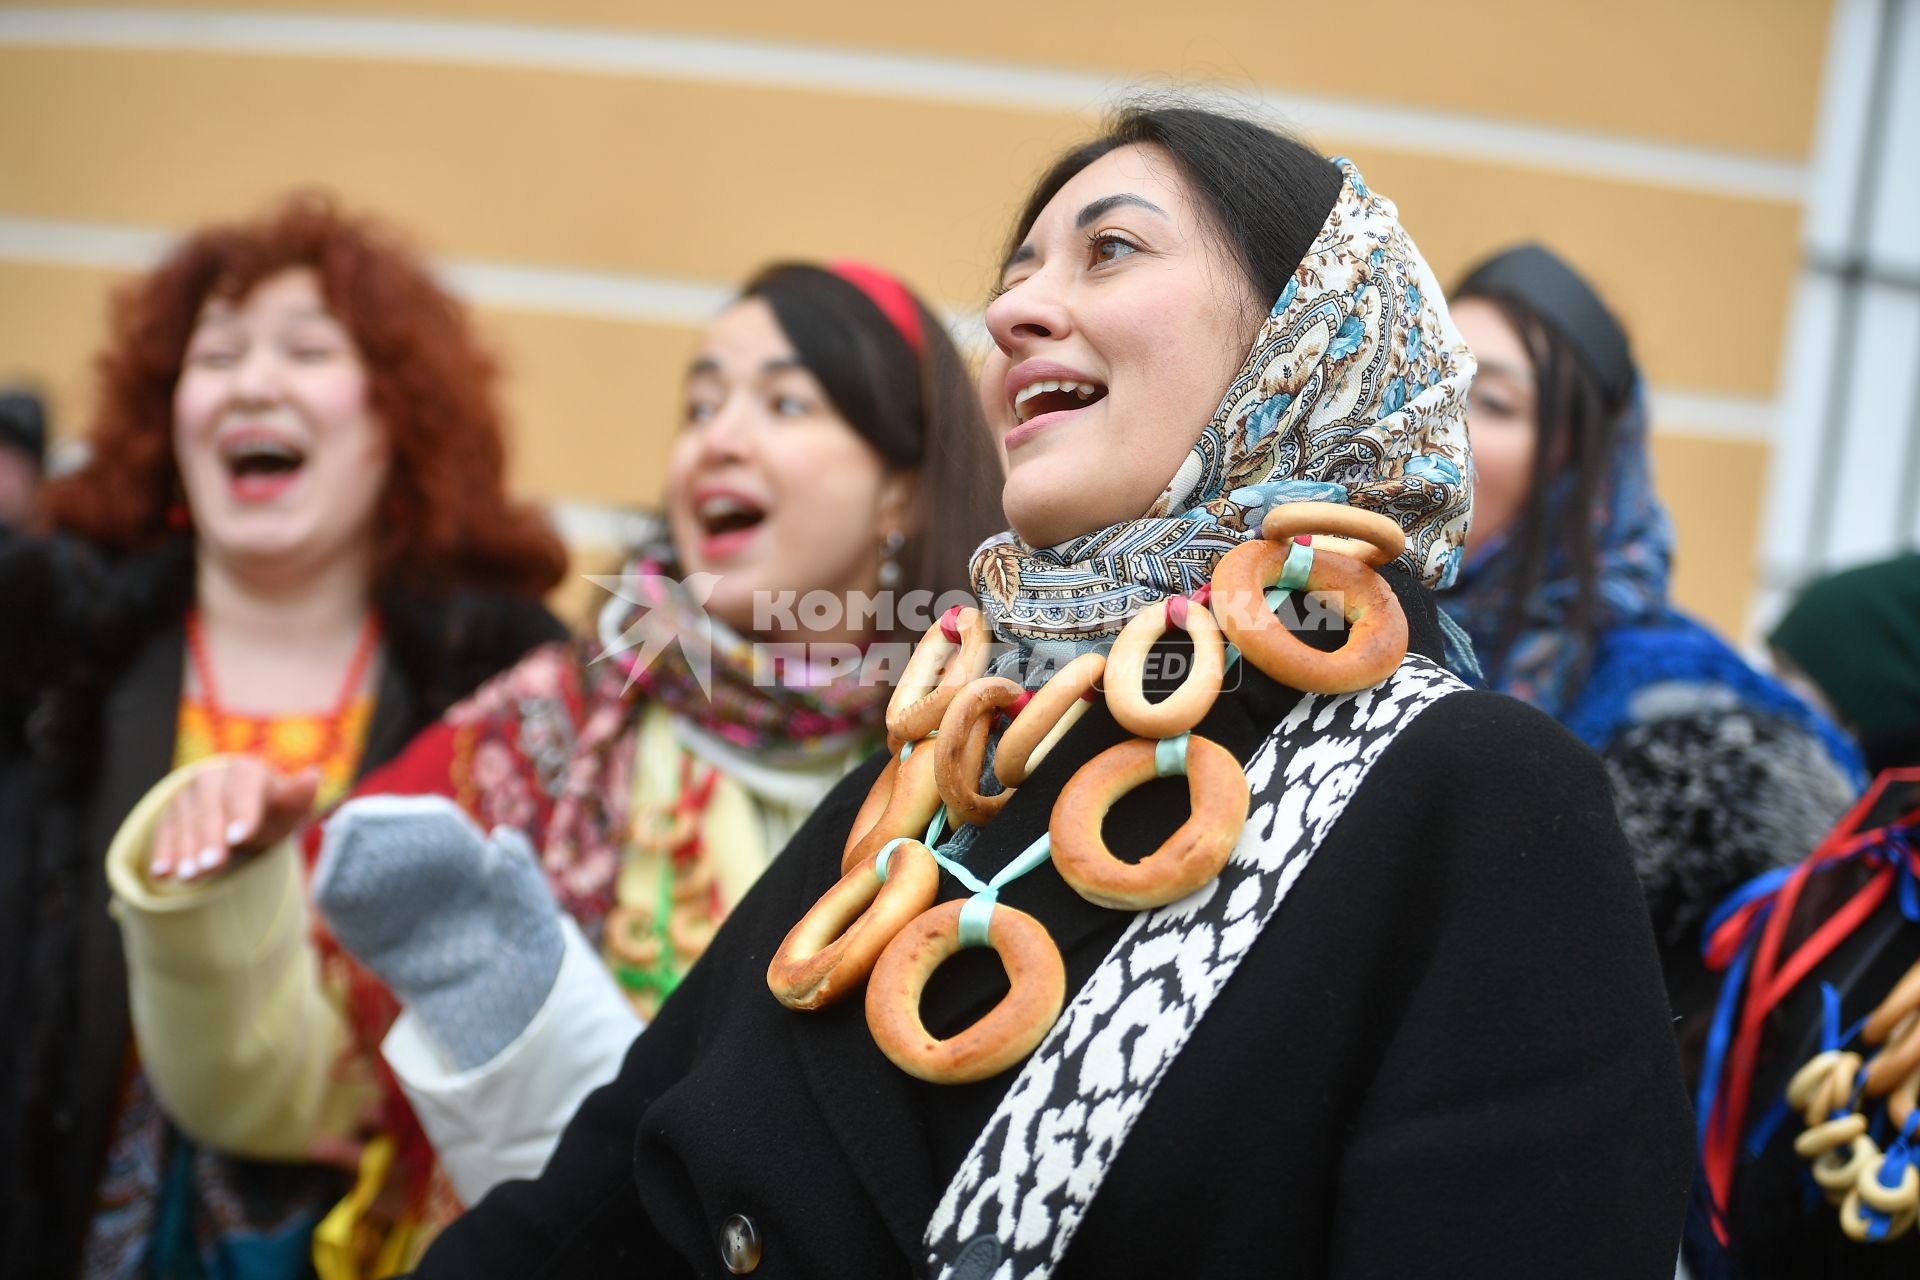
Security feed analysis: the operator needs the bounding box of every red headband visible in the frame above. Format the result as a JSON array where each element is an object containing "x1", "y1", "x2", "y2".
[{"x1": 828, "y1": 259, "x2": 925, "y2": 357}]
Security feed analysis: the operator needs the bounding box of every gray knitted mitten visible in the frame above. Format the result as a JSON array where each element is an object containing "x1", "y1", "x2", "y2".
[{"x1": 312, "y1": 795, "x2": 564, "y2": 1071}]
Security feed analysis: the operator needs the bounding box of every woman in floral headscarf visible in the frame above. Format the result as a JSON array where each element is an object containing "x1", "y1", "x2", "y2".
[
  {"x1": 391, "y1": 104, "x2": 1693, "y2": 1279},
  {"x1": 1440, "y1": 244, "x2": 1863, "y2": 1027}
]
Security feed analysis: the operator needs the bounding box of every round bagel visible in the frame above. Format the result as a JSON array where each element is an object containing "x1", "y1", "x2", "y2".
[
  {"x1": 1813, "y1": 1135, "x2": 1879, "y2": 1198},
  {"x1": 1210, "y1": 540, "x2": 1407, "y2": 694},
  {"x1": 768, "y1": 840, "x2": 941, "y2": 1011},
  {"x1": 1860, "y1": 1150, "x2": 1920, "y2": 1214},
  {"x1": 1865, "y1": 963, "x2": 1920, "y2": 1044},
  {"x1": 1866, "y1": 1012, "x2": 1920, "y2": 1096},
  {"x1": 935, "y1": 676, "x2": 1024, "y2": 826},
  {"x1": 842, "y1": 742, "x2": 942, "y2": 874},
  {"x1": 886, "y1": 607, "x2": 991, "y2": 743},
  {"x1": 1258, "y1": 500, "x2": 1407, "y2": 567},
  {"x1": 1049, "y1": 734, "x2": 1248, "y2": 910},
  {"x1": 994, "y1": 653, "x2": 1105, "y2": 787},
  {"x1": 864, "y1": 899, "x2": 1065, "y2": 1085},
  {"x1": 1842, "y1": 1187, "x2": 1918, "y2": 1242},
  {"x1": 1104, "y1": 597, "x2": 1226, "y2": 739},
  {"x1": 1797, "y1": 1112, "x2": 1870, "y2": 1160},
  {"x1": 605, "y1": 904, "x2": 661, "y2": 968}
]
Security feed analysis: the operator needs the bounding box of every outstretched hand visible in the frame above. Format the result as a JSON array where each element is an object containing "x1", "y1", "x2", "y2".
[{"x1": 150, "y1": 757, "x2": 321, "y2": 882}]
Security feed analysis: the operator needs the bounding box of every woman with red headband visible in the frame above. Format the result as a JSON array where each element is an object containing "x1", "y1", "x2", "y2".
[{"x1": 105, "y1": 261, "x2": 1004, "y2": 1274}]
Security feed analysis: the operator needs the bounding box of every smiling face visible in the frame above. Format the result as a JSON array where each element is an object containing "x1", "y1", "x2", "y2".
[
  {"x1": 666, "y1": 297, "x2": 912, "y2": 642},
  {"x1": 982, "y1": 143, "x2": 1262, "y2": 548},
  {"x1": 1451, "y1": 297, "x2": 1538, "y2": 553},
  {"x1": 172, "y1": 267, "x2": 390, "y2": 581}
]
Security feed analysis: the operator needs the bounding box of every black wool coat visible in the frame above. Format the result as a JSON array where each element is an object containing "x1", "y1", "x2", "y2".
[{"x1": 416, "y1": 572, "x2": 1694, "y2": 1279}]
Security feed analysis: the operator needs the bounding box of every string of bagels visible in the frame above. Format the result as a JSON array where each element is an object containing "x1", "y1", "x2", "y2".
[{"x1": 766, "y1": 501, "x2": 1412, "y2": 1084}]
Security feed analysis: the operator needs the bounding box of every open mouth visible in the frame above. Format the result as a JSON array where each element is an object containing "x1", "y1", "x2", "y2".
[
  {"x1": 220, "y1": 434, "x2": 307, "y2": 500},
  {"x1": 1013, "y1": 378, "x2": 1107, "y2": 425},
  {"x1": 696, "y1": 494, "x2": 768, "y2": 549}
]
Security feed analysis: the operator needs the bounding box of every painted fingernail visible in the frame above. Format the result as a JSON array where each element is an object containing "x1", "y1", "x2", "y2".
[{"x1": 225, "y1": 821, "x2": 248, "y2": 846}]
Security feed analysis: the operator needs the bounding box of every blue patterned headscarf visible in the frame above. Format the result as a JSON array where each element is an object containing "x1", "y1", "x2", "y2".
[
  {"x1": 1441, "y1": 384, "x2": 1674, "y2": 716},
  {"x1": 970, "y1": 159, "x2": 1476, "y2": 653}
]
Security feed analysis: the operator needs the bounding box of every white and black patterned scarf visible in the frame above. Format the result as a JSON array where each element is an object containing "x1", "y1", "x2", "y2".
[{"x1": 924, "y1": 654, "x2": 1468, "y2": 1279}]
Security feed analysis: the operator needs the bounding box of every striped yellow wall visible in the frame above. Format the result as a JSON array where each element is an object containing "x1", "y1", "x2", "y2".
[
  {"x1": 21, "y1": 0, "x2": 1829, "y2": 157},
  {"x1": 0, "y1": 47, "x2": 1801, "y2": 396},
  {"x1": 0, "y1": 3, "x2": 1835, "y2": 641}
]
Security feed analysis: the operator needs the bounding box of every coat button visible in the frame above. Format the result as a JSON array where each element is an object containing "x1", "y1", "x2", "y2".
[{"x1": 719, "y1": 1213, "x2": 762, "y2": 1274}]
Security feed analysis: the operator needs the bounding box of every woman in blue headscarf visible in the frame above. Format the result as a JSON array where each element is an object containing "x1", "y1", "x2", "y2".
[{"x1": 1441, "y1": 243, "x2": 1864, "y2": 1023}]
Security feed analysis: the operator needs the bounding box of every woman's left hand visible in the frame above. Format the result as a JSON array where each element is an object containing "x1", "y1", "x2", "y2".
[{"x1": 149, "y1": 755, "x2": 320, "y2": 882}]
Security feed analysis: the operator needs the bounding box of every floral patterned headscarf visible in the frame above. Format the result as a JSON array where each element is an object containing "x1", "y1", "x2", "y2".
[{"x1": 970, "y1": 159, "x2": 1475, "y2": 653}]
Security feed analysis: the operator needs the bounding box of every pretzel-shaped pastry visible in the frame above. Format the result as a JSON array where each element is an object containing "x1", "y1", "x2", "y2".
[
  {"x1": 887, "y1": 606, "x2": 991, "y2": 744},
  {"x1": 1104, "y1": 595, "x2": 1226, "y2": 739},
  {"x1": 1210, "y1": 540, "x2": 1407, "y2": 694},
  {"x1": 935, "y1": 677, "x2": 1024, "y2": 826},
  {"x1": 768, "y1": 840, "x2": 941, "y2": 1011},
  {"x1": 1259, "y1": 501, "x2": 1407, "y2": 567},
  {"x1": 994, "y1": 653, "x2": 1105, "y2": 787},
  {"x1": 842, "y1": 742, "x2": 941, "y2": 874},
  {"x1": 864, "y1": 899, "x2": 1065, "y2": 1085},
  {"x1": 1049, "y1": 734, "x2": 1248, "y2": 911}
]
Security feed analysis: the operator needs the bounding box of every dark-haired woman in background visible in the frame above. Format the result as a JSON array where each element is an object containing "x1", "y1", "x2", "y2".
[
  {"x1": 1441, "y1": 244, "x2": 1863, "y2": 1024},
  {"x1": 0, "y1": 196, "x2": 571, "y2": 1278},
  {"x1": 109, "y1": 259, "x2": 1005, "y2": 1273},
  {"x1": 378, "y1": 106, "x2": 1689, "y2": 1278}
]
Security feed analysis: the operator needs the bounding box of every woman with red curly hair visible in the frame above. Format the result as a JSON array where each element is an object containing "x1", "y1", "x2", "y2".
[{"x1": 0, "y1": 194, "x2": 569, "y2": 1278}]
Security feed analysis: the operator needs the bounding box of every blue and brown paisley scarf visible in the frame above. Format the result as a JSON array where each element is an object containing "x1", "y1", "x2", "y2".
[{"x1": 969, "y1": 159, "x2": 1476, "y2": 655}]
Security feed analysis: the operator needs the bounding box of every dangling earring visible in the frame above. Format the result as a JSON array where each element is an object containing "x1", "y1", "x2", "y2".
[{"x1": 877, "y1": 529, "x2": 905, "y2": 591}]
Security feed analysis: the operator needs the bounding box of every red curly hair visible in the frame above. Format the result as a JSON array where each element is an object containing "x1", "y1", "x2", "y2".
[{"x1": 43, "y1": 192, "x2": 567, "y2": 596}]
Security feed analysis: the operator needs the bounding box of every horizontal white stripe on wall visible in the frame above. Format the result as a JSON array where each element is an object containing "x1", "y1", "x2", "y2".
[
  {"x1": 1644, "y1": 390, "x2": 1779, "y2": 442},
  {"x1": 0, "y1": 210, "x2": 1783, "y2": 444},
  {"x1": 0, "y1": 7, "x2": 1809, "y2": 204},
  {"x1": 548, "y1": 499, "x2": 661, "y2": 551},
  {"x1": 0, "y1": 211, "x2": 989, "y2": 339}
]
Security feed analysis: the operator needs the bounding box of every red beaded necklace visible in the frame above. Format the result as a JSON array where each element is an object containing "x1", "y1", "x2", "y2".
[{"x1": 184, "y1": 609, "x2": 382, "y2": 762}]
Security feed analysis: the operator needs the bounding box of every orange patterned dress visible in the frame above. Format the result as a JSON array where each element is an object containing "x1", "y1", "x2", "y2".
[{"x1": 172, "y1": 695, "x2": 374, "y2": 805}]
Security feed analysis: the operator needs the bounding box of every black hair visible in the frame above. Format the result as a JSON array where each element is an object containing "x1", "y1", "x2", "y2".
[
  {"x1": 1450, "y1": 287, "x2": 1635, "y2": 686},
  {"x1": 1005, "y1": 102, "x2": 1343, "y2": 311},
  {"x1": 742, "y1": 264, "x2": 1005, "y2": 619}
]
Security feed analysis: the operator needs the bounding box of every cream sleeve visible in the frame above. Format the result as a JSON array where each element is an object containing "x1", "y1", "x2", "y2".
[{"x1": 105, "y1": 758, "x2": 378, "y2": 1160}]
